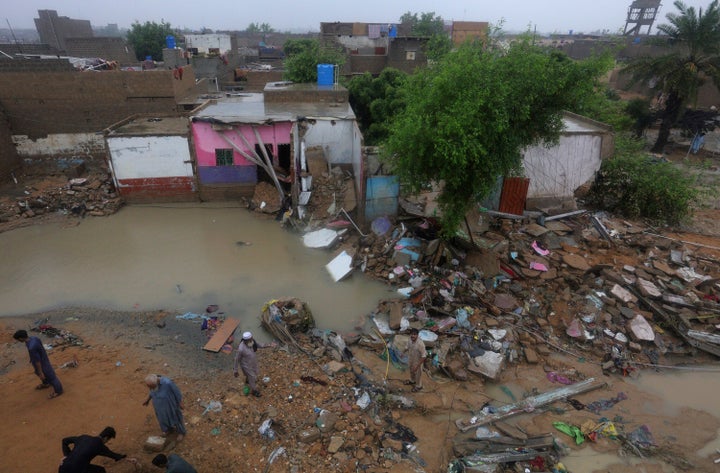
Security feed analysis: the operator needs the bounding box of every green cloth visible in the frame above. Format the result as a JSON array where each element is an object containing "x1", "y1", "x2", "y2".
[{"x1": 553, "y1": 421, "x2": 585, "y2": 445}]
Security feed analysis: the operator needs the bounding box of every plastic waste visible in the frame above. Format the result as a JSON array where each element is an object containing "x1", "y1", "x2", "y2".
[
  {"x1": 201, "y1": 400, "x2": 222, "y2": 415},
  {"x1": 356, "y1": 391, "x2": 371, "y2": 410},
  {"x1": 258, "y1": 419, "x2": 275, "y2": 440}
]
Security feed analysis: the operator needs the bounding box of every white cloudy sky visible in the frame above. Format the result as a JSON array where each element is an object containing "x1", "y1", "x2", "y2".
[{"x1": 3, "y1": 0, "x2": 715, "y2": 34}]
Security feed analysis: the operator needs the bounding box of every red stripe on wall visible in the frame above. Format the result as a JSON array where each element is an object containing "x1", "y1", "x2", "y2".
[{"x1": 117, "y1": 177, "x2": 197, "y2": 202}]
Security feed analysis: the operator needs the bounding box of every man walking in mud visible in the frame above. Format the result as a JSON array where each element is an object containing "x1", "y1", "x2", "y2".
[
  {"x1": 233, "y1": 331, "x2": 275, "y2": 397},
  {"x1": 13, "y1": 329, "x2": 63, "y2": 399}
]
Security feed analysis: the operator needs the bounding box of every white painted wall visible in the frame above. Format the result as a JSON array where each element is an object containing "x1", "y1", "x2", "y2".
[
  {"x1": 13, "y1": 133, "x2": 106, "y2": 156},
  {"x1": 303, "y1": 120, "x2": 358, "y2": 165},
  {"x1": 107, "y1": 136, "x2": 192, "y2": 179},
  {"x1": 523, "y1": 133, "x2": 602, "y2": 199},
  {"x1": 185, "y1": 34, "x2": 233, "y2": 54}
]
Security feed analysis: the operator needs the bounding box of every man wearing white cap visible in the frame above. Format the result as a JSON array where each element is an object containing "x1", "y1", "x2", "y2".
[{"x1": 233, "y1": 331, "x2": 273, "y2": 397}]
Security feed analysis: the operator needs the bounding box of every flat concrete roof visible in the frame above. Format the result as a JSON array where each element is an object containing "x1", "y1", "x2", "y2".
[
  {"x1": 193, "y1": 92, "x2": 355, "y2": 124},
  {"x1": 107, "y1": 116, "x2": 189, "y2": 136}
]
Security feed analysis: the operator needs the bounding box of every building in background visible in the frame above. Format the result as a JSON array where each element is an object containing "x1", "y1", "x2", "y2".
[{"x1": 34, "y1": 9, "x2": 93, "y2": 52}]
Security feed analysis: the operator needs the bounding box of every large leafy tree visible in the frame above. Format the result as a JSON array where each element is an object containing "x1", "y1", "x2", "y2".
[
  {"x1": 283, "y1": 39, "x2": 345, "y2": 83},
  {"x1": 384, "y1": 41, "x2": 609, "y2": 235},
  {"x1": 126, "y1": 21, "x2": 174, "y2": 61},
  {"x1": 623, "y1": 0, "x2": 720, "y2": 152},
  {"x1": 348, "y1": 69, "x2": 407, "y2": 145}
]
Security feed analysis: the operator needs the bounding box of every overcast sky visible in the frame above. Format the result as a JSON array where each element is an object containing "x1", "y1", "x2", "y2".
[{"x1": 3, "y1": 0, "x2": 715, "y2": 34}]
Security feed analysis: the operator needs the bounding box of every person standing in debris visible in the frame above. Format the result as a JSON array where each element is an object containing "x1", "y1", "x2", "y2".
[
  {"x1": 405, "y1": 328, "x2": 426, "y2": 392},
  {"x1": 58, "y1": 426, "x2": 135, "y2": 473},
  {"x1": 13, "y1": 329, "x2": 64, "y2": 399},
  {"x1": 151, "y1": 453, "x2": 197, "y2": 473},
  {"x1": 233, "y1": 331, "x2": 274, "y2": 397},
  {"x1": 143, "y1": 374, "x2": 186, "y2": 441}
]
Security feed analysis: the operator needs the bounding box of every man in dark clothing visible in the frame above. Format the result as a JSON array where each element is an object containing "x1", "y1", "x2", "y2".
[
  {"x1": 152, "y1": 453, "x2": 198, "y2": 473},
  {"x1": 58, "y1": 426, "x2": 131, "y2": 473},
  {"x1": 13, "y1": 329, "x2": 63, "y2": 398}
]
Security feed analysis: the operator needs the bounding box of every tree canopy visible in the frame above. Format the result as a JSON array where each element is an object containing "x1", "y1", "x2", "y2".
[
  {"x1": 399, "y1": 11, "x2": 446, "y2": 37},
  {"x1": 347, "y1": 69, "x2": 408, "y2": 145},
  {"x1": 384, "y1": 41, "x2": 610, "y2": 235},
  {"x1": 282, "y1": 39, "x2": 345, "y2": 83},
  {"x1": 623, "y1": 0, "x2": 720, "y2": 152},
  {"x1": 400, "y1": 11, "x2": 452, "y2": 61},
  {"x1": 126, "y1": 21, "x2": 174, "y2": 61}
]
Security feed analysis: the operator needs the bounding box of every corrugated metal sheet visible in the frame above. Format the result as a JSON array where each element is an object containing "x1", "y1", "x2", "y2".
[{"x1": 498, "y1": 177, "x2": 529, "y2": 215}]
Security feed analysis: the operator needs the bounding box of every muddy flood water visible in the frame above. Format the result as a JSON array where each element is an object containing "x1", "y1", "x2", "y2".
[{"x1": 0, "y1": 203, "x2": 395, "y2": 333}]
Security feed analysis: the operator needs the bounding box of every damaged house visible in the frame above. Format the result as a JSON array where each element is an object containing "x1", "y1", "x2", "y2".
[{"x1": 190, "y1": 81, "x2": 363, "y2": 216}]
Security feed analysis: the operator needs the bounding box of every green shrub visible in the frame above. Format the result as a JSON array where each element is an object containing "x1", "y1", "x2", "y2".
[{"x1": 587, "y1": 136, "x2": 700, "y2": 225}]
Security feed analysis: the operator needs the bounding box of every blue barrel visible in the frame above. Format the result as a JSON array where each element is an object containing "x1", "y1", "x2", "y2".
[
  {"x1": 166, "y1": 35, "x2": 176, "y2": 49},
  {"x1": 317, "y1": 64, "x2": 334, "y2": 86}
]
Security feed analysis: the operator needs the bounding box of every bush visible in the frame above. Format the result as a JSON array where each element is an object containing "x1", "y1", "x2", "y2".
[{"x1": 586, "y1": 136, "x2": 700, "y2": 225}]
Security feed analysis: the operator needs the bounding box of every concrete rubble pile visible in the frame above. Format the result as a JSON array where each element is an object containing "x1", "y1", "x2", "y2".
[
  {"x1": 0, "y1": 172, "x2": 122, "y2": 223},
  {"x1": 345, "y1": 212, "x2": 720, "y2": 378},
  {"x1": 291, "y1": 210, "x2": 720, "y2": 470}
]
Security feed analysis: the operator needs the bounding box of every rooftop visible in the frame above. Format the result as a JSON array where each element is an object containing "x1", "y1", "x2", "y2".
[
  {"x1": 107, "y1": 116, "x2": 189, "y2": 136},
  {"x1": 193, "y1": 85, "x2": 355, "y2": 124}
]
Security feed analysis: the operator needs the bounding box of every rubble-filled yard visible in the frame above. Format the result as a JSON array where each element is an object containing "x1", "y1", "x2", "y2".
[{"x1": 2, "y1": 157, "x2": 720, "y2": 472}]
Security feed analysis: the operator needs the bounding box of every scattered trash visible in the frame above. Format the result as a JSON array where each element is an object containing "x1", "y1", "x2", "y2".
[{"x1": 258, "y1": 419, "x2": 275, "y2": 440}]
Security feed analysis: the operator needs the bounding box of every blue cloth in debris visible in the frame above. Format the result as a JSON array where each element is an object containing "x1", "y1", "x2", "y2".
[
  {"x1": 627, "y1": 424, "x2": 655, "y2": 448},
  {"x1": 586, "y1": 392, "x2": 627, "y2": 414}
]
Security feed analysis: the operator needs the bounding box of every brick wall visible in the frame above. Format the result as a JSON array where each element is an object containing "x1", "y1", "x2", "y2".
[
  {"x1": 264, "y1": 84, "x2": 348, "y2": 103},
  {"x1": 239, "y1": 70, "x2": 285, "y2": 92},
  {"x1": 348, "y1": 56, "x2": 386, "y2": 76},
  {"x1": 0, "y1": 43, "x2": 59, "y2": 56},
  {"x1": 65, "y1": 37, "x2": 137, "y2": 65},
  {"x1": 0, "y1": 58, "x2": 75, "y2": 72},
  {"x1": 0, "y1": 68, "x2": 199, "y2": 138},
  {"x1": 0, "y1": 105, "x2": 20, "y2": 180}
]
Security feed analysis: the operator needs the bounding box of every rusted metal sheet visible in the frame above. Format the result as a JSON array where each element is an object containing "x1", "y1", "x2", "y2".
[{"x1": 498, "y1": 177, "x2": 529, "y2": 215}]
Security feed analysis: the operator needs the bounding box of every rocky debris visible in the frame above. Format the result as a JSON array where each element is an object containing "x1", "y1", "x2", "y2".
[{"x1": 0, "y1": 171, "x2": 122, "y2": 228}]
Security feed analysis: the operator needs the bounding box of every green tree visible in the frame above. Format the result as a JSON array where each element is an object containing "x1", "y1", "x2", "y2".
[
  {"x1": 623, "y1": 0, "x2": 720, "y2": 152},
  {"x1": 283, "y1": 39, "x2": 345, "y2": 83},
  {"x1": 384, "y1": 41, "x2": 610, "y2": 235},
  {"x1": 348, "y1": 69, "x2": 408, "y2": 145},
  {"x1": 399, "y1": 11, "x2": 445, "y2": 36},
  {"x1": 260, "y1": 23, "x2": 275, "y2": 34},
  {"x1": 400, "y1": 11, "x2": 452, "y2": 61},
  {"x1": 126, "y1": 20, "x2": 174, "y2": 61},
  {"x1": 247, "y1": 22, "x2": 261, "y2": 33}
]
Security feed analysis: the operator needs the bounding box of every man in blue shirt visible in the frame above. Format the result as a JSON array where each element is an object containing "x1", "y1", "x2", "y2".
[{"x1": 13, "y1": 329, "x2": 63, "y2": 399}]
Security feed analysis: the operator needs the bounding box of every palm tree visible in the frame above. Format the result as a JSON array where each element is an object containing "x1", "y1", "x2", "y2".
[{"x1": 623, "y1": 0, "x2": 720, "y2": 152}]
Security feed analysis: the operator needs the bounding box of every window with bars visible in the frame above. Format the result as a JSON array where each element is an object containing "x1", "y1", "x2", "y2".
[{"x1": 215, "y1": 148, "x2": 234, "y2": 166}]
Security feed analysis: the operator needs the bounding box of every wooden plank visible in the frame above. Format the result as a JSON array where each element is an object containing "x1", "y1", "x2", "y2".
[
  {"x1": 493, "y1": 421, "x2": 528, "y2": 440},
  {"x1": 202, "y1": 317, "x2": 240, "y2": 352}
]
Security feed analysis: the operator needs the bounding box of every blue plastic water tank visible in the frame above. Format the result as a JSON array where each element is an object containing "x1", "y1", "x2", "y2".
[
  {"x1": 317, "y1": 64, "x2": 334, "y2": 86},
  {"x1": 166, "y1": 35, "x2": 176, "y2": 49}
]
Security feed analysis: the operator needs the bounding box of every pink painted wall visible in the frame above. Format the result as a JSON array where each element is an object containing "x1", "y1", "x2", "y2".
[{"x1": 192, "y1": 121, "x2": 292, "y2": 166}]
